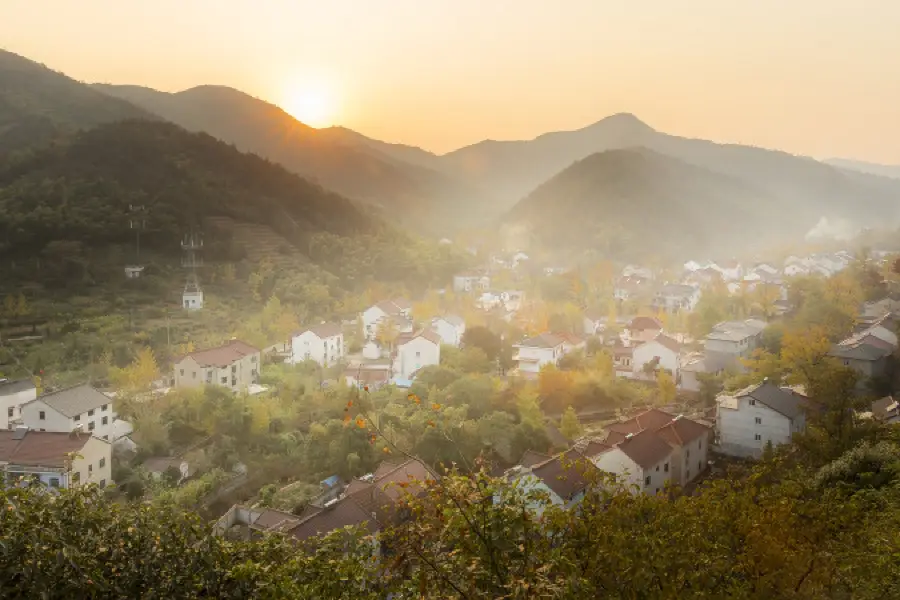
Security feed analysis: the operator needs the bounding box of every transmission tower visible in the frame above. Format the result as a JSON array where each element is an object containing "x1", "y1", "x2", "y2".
[
  {"x1": 125, "y1": 204, "x2": 147, "y2": 279},
  {"x1": 181, "y1": 230, "x2": 204, "y2": 310}
]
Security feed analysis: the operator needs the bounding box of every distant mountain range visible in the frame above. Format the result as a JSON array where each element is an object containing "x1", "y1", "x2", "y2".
[
  {"x1": 2, "y1": 47, "x2": 899, "y2": 262},
  {"x1": 825, "y1": 158, "x2": 900, "y2": 180}
]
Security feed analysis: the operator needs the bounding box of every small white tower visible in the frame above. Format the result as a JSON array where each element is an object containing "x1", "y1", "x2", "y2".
[
  {"x1": 181, "y1": 232, "x2": 204, "y2": 310},
  {"x1": 125, "y1": 204, "x2": 147, "y2": 279}
]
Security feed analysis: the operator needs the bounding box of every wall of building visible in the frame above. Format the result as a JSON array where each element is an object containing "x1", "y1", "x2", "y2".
[
  {"x1": 290, "y1": 333, "x2": 344, "y2": 366},
  {"x1": 515, "y1": 346, "x2": 558, "y2": 375},
  {"x1": 20, "y1": 400, "x2": 72, "y2": 434},
  {"x1": 632, "y1": 342, "x2": 679, "y2": 378},
  {"x1": 175, "y1": 353, "x2": 260, "y2": 392},
  {"x1": 593, "y1": 449, "x2": 645, "y2": 495},
  {"x1": 0, "y1": 385, "x2": 37, "y2": 430},
  {"x1": 71, "y1": 436, "x2": 112, "y2": 488},
  {"x1": 433, "y1": 320, "x2": 464, "y2": 347},
  {"x1": 362, "y1": 306, "x2": 387, "y2": 339},
  {"x1": 717, "y1": 398, "x2": 793, "y2": 458},
  {"x1": 396, "y1": 338, "x2": 440, "y2": 379}
]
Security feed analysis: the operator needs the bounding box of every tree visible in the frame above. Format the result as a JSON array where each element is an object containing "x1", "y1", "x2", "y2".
[
  {"x1": 537, "y1": 363, "x2": 575, "y2": 414},
  {"x1": 559, "y1": 405, "x2": 582, "y2": 440},
  {"x1": 374, "y1": 318, "x2": 399, "y2": 351},
  {"x1": 656, "y1": 369, "x2": 677, "y2": 404},
  {"x1": 780, "y1": 326, "x2": 832, "y2": 390},
  {"x1": 515, "y1": 385, "x2": 544, "y2": 428},
  {"x1": 461, "y1": 326, "x2": 501, "y2": 361}
]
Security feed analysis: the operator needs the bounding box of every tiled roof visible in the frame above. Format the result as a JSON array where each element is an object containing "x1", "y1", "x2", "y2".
[
  {"x1": 142, "y1": 457, "x2": 184, "y2": 473},
  {"x1": 374, "y1": 300, "x2": 403, "y2": 316},
  {"x1": 649, "y1": 333, "x2": 682, "y2": 353},
  {"x1": 607, "y1": 408, "x2": 675, "y2": 435},
  {"x1": 829, "y1": 342, "x2": 890, "y2": 362},
  {"x1": 530, "y1": 450, "x2": 594, "y2": 501},
  {"x1": 288, "y1": 496, "x2": 379, "y2": 542},
  {"x1": 0, "y1": 379, "x2": 36, "y2": 395},
  {"x1": 629, "y1": 316, "x2": 663, "y2": 331},
  {"x1": 438, "y1": 314, "x2": 465, "y2": 328},
  {"x1": 517, "y1": 333, "x2": 565, "y2": 349},
  {"x1": 655, "y1": 417, "x2": 710, "y2": 447},
  {"x1": 580, "y1": 440, "x2": 612, "y2": 458},
  {"x1": 518, "y1": 449, "x2": 552, "y2": 467},
  {"x1": 252, "y1": 508, "x2": 301, "y2": 531},
  {"x1": 24, "y1": 384, "x2": 109, "y2": 418},
  {"x1": 735, "y1": 380, "x2": 810, "y2": 420},
  {"x1": 178, "y1": 339, "x2": 259, "y2": 368},
  {"x1": 397, "y1": 329, "x2": 442, "y2": 347},
  {"x1": 0, "y1": 430, "x2": 96, "y2": 467},
  {"x1": 392, "y1": 298, "x2": 412, "y2": 311},
  {"x1": 299, "y1": 323, "x2": 342, "y2": 339},
  {"x1": 616, "y1": 429, "x2": 674, "y2": 469}
]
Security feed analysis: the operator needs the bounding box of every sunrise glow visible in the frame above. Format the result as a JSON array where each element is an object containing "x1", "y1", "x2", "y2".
[{"x1": 281, "y1": 78, "x2": 337, "y2": 128}]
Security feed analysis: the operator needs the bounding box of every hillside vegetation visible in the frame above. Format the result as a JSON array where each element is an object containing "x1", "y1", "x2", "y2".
[
  {"x1": 93, "y1": 84, "x2": 487, "y2": 231},
  {"x1": 0, "y1": 49, "x2": 153, "y2": 153}
]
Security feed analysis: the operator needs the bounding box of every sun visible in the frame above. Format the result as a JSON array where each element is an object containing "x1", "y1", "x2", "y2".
[{"x1": 282, "y1": 79, "x2": 337, "y2": 128}]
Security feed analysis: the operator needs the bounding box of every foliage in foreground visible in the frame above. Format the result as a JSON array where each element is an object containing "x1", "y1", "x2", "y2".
[{"x1": 3, "y1": 434, "x2": 900, "y2": 599}]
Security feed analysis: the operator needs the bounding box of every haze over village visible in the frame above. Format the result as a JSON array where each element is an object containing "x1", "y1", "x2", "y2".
[{"x1": 2, "y1": 1, "x2": 900, "y2": 597}]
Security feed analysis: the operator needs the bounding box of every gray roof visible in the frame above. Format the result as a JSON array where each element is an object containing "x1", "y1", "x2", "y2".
[
  {"x1": 706, "y1": 319, "x2": 766, "y2": 342},
  {"x1": 517, "y1": 333, "x2": 565, "y2": 349},
  {"x1": 302, "y1": 323, "x2": 342, "y2": 339},
  {"x1": 25, "y1": 384, "x2": 110, "y2": 418},
  {"x1": 829, "y1": 342, "x2": 890, "y2": 362},
  {"x1": 439, "y1": 314, "x2": 465, "y2": 328},
  {"x1": 0, "y1": 379, "x2": 36, "y2": 395},
  {"x1": 738, "y1": 381, "x2": 808, "y2": 420}
]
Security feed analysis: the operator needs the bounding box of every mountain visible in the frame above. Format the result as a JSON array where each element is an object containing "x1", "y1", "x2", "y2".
[
  {"x1": 825, "y1": 158, "x2": 900, "y2": 180},
  {"x1": 443, "y1": 113, "x2": 900, "y2": 227},
  {"x1": 92, "y1": 83, "x2": 483, "y2": 231},
  {"x1": 317, "y1": 126, "x2": 442, "y2": 170},
  {"x1": 503, "y1": 147, "x2": 890, "y2": 261},
  {"x1": 0, "y1": 49, "x2": 154, "y2": 153}
]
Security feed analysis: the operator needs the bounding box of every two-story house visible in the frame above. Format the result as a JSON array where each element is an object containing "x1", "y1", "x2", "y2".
[
  {"x1": 452, "y1": 272, "x2": 491, "y2": 293},
  {"x1": 504, "y1": 449, "x2": 595, "y2": 514},
  {"x1": 716, "y1": 380, "x2": 813, "y2": 458},
  {"x1": 290, "y1": 323, "x2": 344, "y2": 367},
  {"x1": 394, "y1": 330, "x2": 442, "y2": 380},
  {"x1": 20, "y1": 385, "x2": 115, "y2": 441},
  {"x1": 0, "y1": 427, "x2": 112, "y2": 489},
  {"x1": 173, "y1": 339, "x2": 261, "y2": 392},
  {"x1": 1, "y1": 378, "x2": 37, "y2": 430},
  {"x1": 512, "y1": 333, "x2": 566, "y2": 378},
  {"x1": 361, "y1": 300, "x2": 413, "y2": 340},
  {"x1": 431, "y1": 315, "x2": 466, "y2": 347},
  {"x1": 592, "y1": 428, "x2": 676, "y2": 496},
  {"x1": 632, "y1": 333, "x2": 682, "y2": 379},
  {"x1": 625, "y1": 316, "x2": 664, "y2": 345},
  {"x1": 703, "y1": 319, "x2": 767, "y2": 372},
  {"x1": 652, "y1": 283, "x2": 701, "y2": 313}
]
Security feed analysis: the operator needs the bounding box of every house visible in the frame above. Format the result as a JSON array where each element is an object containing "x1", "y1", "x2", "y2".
[
  {"x1": 431, "y1": 315, "x2": 466, "y2": 347},
  {"x1": 19, "y1": 385, "x2": 115, "y2": 441},
  {"x1": 622, "y1": 265, "x2": 654, "y2": 280},
  {"x1": 679, "y1": 353, "x2": 708, "y2": 392},
  {"x1": 591, "y1": 408, "x2": 711, "y2": 494},
  {"x1": 505, "y1": 449, "x2": 596, "y2": 513},
  {"x1": 632, "y1": 333, "x2": 682, "y2": 379},
  {"x1": 828, "y1": 339, "x2": 892, "y2": 385},
  {"x1": 652, "y1": 283, "x2": 701, "y2": 313},
  {"x1": 512, "y1": 333, "x2": 566, "y2": 378},
  {"x1": 703, "y1": 319, "x2": 767, "y2": 372},
  {"x1": 361, "y1": 300, "x2": 413, "y2": 340},
  {"x1": 215, "y1": 459, "x2": 436, "y2": 544},
  {"x1": 0, "y1": 427, "x2": 112, "y2": 489},
  {"x1": 173, "y1": 339, "x2": 261, "y2": 392},
  {"x1": 626, "y1": 316, "x2": 664, "y2": 345},
  {"x1": 1, "y1": 378, "x2": 37, "y2": 430},
  {"x1": 344, "y1": 359, "x2": 393, "y2": 390},
  {"x1": 716, "y1": 380, "x2": 813, "y2": 458},
  {"x1": 289, "y1": 323, "x2": 344, "y2": 367},
  {"x1": 614, "y1": 275, "x2": 650, "y2": 302},
  {"x1": 556, "y1": 332, "x2": 586, "y2": 355},
  {"x1": 500, "y1": 290, "x2": 525, "y2": 312},
  {"x1": 452, "y1": 272, "x2": 491, "y2": 293},
  {"x1": 582, "y1": 310, "x2": 605, "y2": 336},
  {"x1": 611, "y1": 344, "x2": 634, "y2": 373},
  {"x1": 394, "y1": 330, "x2": 442, "y2": 380},
  {"x1": 143, "y1": 457, "x2": 191, "y2": 482},
  {"x1": 870, "y1": 396, "x2": 900, "y2": 424}
]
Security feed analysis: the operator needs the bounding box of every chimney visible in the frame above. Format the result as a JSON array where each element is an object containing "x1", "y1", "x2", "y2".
[{"x1": 12, "y1": 425, "x2": 28, "y2": 440}]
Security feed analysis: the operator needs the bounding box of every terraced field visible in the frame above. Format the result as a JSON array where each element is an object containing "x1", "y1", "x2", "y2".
[{"x1": 205, "y1": 216, "x2": 308, "y2": 268}]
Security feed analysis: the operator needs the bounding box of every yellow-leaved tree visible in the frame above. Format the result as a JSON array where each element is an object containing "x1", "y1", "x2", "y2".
[{"x1": 656, "y1": 368, "x2": 677, "y2": 405}]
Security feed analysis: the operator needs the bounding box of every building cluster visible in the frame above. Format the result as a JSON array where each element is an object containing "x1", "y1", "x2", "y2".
[{"x1": 0, "y1": 380, "x2": 114, "y2": 490}]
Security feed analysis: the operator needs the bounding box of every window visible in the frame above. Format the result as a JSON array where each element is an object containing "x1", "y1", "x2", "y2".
[
  {"x1": 73, "y1": 414, "x2": 80, "y2": 422},
  {"x1": 102, "y1": 416, "x2": 108, "y2": 425},
  {"x1": 179, "y1": 369, "x2": 184, "y2": 376},
  {"x1": 686, "y1": 449, "x2": 690, "y2": 459},
  {"x1": 754, "y1": 434, "x2": 762, "y2": 441},
  {"x1": 49, "y1": 477, "x2": 60, "y2": 488},
  {"x1": 644, "y1": 475, "x2": 651, "y2": 486},
  {"x1": 749, "y1": 399, "x2": 756, "y2": 406},
  {"x1": 698, "y1": 439, "x2": 702, "y2": 449},
  {"x1": 39, "y1": 428, "x2": 45, "y2": 432},
  {"x1": 231, "y1": 365, "x2": 237, "y2": 373},
  {"x1": 39, "y1": 411, "x2": 45, "y2": 420},
  {"x1": 664, "y1": 463, "x2": 669, "y2": 473},
  {"x1": 88, "y1": 409, "x2": 95, "y2": 417},
  {"x1": 221, "y1": 377, "x2": 227, "y2": 384},
  {"x1": 6, "y1": 407, "x2": 12, "y2": 418},
  {"x1": 251, "y1": 355, "x2": 257, "y2": 363},
  {"x1": 655, "y1": 465, "x2": 659, "y2": 472},
  {"x1": 416, "y1": 351, "x2": 421, "y2": 358},
  {"x1": 101, "y1": 404, "x2": 107, "y2": 411},
  {"x1": 686, "y1": 469, "x2": 690, "y2": 478},
  {"x1": 755, "y1": 417, "x2": 762, "y2": 424},
  {"x1": 88, "y1": 464, "x2": 93, "y2": 473},
  {"x1": 100, "y1": 479, "x2": 106, "y2": 488},
  {"x1": 655, "y1": 488, "x2": 659, "y2": 494},
  {"x1": 192, "y1": 372, "x2": 197, "y2": 379},
  {"x1": 88, "y1": 421, "x2": 95, "y2": 431},
  {"x1": 99, "y1": 458, "x2": 106, "y2": 468},
  {"x1": 698, "y1": 461, "x2": 702, "y2": 471}
]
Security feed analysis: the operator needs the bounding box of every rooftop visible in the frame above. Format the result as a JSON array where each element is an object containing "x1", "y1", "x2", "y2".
[
  {"x1": 0, "y1": 429, "x2": 97, "y2": 467},
  {"x1": 516, "y1": 333, "x2": 565, "y2": 349},
  {"x1": 726, "y1": 380, "x2": 812, "y2": 420},
  {"x1": 296, "y1": 322, "x2": 342, "y2": 339},
  {"x1": 0, "y1": 378, "x2": 36, "y2": 395},
  {"x1": 24, "y1": 384, "x2": 109, "y2": 418},
  {"x1": 178, "y1": 339, "x2": 259, "y2": 368},
  {"x1": 530, "y1": 449, "x2": 595, "y2": 501}
]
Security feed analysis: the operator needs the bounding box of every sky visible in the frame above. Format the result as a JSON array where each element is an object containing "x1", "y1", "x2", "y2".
[{"x1": 2, "y1": 0, "x2": 899, "y2": 162}]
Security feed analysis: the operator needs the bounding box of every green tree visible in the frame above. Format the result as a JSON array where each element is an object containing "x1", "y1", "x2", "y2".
[
  {"x1": 559, "y1": 405, "x2": 583, "y2": 440},
  {"x1": 656, "y1": 368, "x2": 677, "y2": 404}
]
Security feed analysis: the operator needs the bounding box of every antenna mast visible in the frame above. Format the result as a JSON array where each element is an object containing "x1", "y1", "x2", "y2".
[
  {"x1": 125, "y1": 204, "x2": 147, "y2": 279},
  {"x1": 181, "y1": 229, "x2": 204, "y2": 310}
]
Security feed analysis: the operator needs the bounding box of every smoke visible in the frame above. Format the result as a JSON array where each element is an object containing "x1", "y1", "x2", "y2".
[{"x1": 805, "y1": 217, "x2": 856, "y2": 242}]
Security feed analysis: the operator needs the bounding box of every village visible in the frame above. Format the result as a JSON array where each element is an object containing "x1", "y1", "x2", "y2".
[{"x1": 3, "y1": 243, "x2": 899, "y2": 545}]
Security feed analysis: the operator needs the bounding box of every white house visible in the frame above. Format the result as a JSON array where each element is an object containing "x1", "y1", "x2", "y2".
[
  {"x1": 453, "y1": 272, "x2": 491, "y2": 293},
  {"x1": 593, "y1": 429, "x2": 676, "y2": 496},
  {"x1": 20, "y1": 385, "x2": 115, "y2": 441},
  {"x1": 174, "y1": 340, "x2": 261, "y2": 393},
  {"x1": 703, "y1": 319, "x2": 767, "y2": 372},
  {"x1": 632, "y1": 334, "x2": 682, "y2": 379},
  {"x1": 1, "y1": 379, "x2": 37, "y2": 430},
  {"x1": 0, "y1": 427, "x2": 112, "y2": 489},
  {"x1": 625, "y1": 316, "x2": 664, "y2": 345},
  {"x1": 716, "y1": 380, "x2": 812, "y2": 458},
  {"x1": 361, "y1": 300, "x2": 413, "y2": 340},
  {"x1": 394, "y1": 330, "x2": 442, "y2": 380},
  {"x1": 431, "y1": 315, "x2": 466, "y2": 347},
  {"x1": 290, "y1": 323, "x2": 344, "y2": 367},
  {"x1": 500, "y1": 290, "x2": 525, "y2": 312},
  {"x1": 504, "y1": 449, "x2": 594, "y2": 514},
  {"x1": 652, "y1": 283, "x2": 701, "y2": 313},
  {"x1": 512, "y1": 333, "x2": 566, "y2": 378}
]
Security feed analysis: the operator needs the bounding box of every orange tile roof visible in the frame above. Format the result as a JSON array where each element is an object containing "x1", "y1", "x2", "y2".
[{"x1": 177, "y1": 339, "x2": 259, "y2": 368}]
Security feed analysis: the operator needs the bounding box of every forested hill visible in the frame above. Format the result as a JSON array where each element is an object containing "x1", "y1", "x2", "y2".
[
  {"x1": 0, "y1": 49, "x2": 154, "y2": 153},
  {"x1": 0, "y1": 119, "x2": 382, "y2": 257}
]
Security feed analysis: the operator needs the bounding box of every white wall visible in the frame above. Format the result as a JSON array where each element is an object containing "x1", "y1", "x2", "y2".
[
  {"x1": 362, "y1": 306, "x2": 388, "y2": 340},
  {"x1": 433, "y1": 319, "x2": 464, "y2": 347},
  {"x1": 175, "y1": 353, "x2": 260, "y2": 393},
  {"x1": 21, "y1": 399, "x2": 116, "y2": 441},
  {"x1": 717, "y1": 397, "x2": 796, "y2": 458},
  {"x1": 290, "y1": 332, "x2": 344, "y2": 366},
  {"x1": 396, "y1": 337, "x2": 440, "y2": 379},
  {"x1": 632, "y1": 341, "x2": 679, "y2": 378},
  {"x1": 71, "y1": 435, "x2": 113, "y2": 487},
  {"x1": 514, "y1": 345, "x2": 559, "y2": 375},
  {"x1": 594, "y1": 447, "x2": 674, "y2": 495},
  {"x1": 1, "y1": 386, "x2": 37, "y2": 430}
]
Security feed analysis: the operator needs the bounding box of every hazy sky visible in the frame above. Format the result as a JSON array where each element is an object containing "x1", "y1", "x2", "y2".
[{"x1": 3, "y1": 0, "x2": 899, "y2": 162}]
